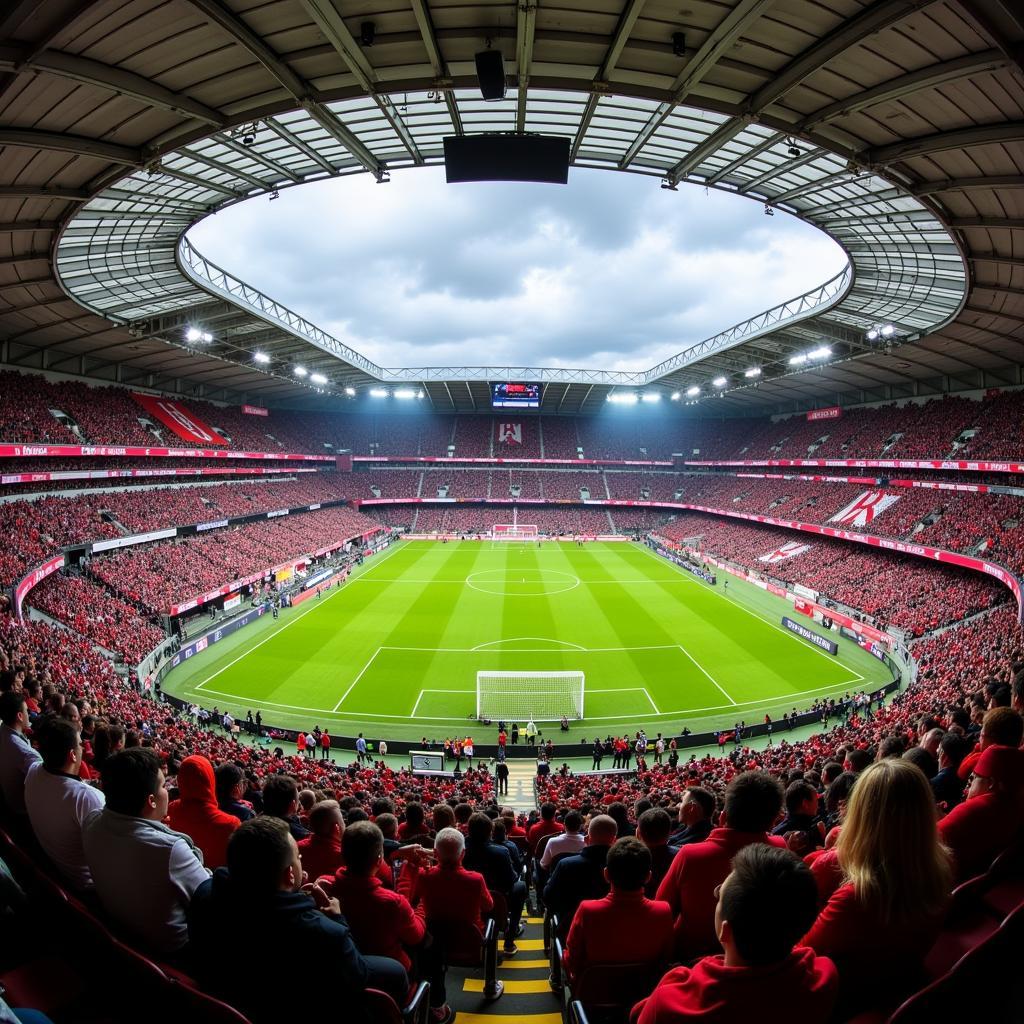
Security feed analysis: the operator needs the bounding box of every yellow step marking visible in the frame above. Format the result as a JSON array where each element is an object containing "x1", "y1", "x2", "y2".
[
  {"x1": 464, "y1": 978, "x2": 557, "y2": 995},
  {"x1": 509, "y1": 938, "x2": 545, "y2": 951},
  {"x1": 452, "y1": 1014, "x2": 563, "y2": 1024},
  {"x1": 500, "y1": 958, "x2": 550, "y2": 969},
  {"x1": 525, "y1": 916, "x2": 544, "y2": 924}
]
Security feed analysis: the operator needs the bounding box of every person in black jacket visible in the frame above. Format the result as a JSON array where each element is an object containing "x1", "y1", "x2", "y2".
[
  {"x1": 188, "y1": 817, "x2": 407, "y2": 1023},
  {"x1": 462, "y1": 813, "x2": 527, "y2": 954},
  {"x1": 668, "y1": 787, "x2": 715, "y2": 847},
  {"x1": 543, "y1": 814, "x2": 617, "y2": 935},
  {"x1": 591, "y1": 739, "x2": 604, "y2": 770},
  {"x1": 931, "y1": 732, "x2": 971, "y2": 810}
]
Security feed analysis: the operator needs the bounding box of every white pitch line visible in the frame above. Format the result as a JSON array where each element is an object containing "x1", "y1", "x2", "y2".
[
  {"x1": 471, "y1": 636, "x2": 587, "y2": 651},
  {"x1": 189, "y1": 539, "x2": 407, "y2": 692},
  {"x1": 332, "y1": 647, "x2": 382, "y2": 712},
  {"x1": 677, "y1": 644, "x2": 738, "y2": 706},
  {"x1": 642, "y1": 687, "x2": 661, "y2": 714},
  {"x1": 635, "y1": 542, "x2": 868, "y2": 679},
  {"x1": 411, "y1": 689, "x2": 426, "y2": 717},
  {"x1": 380, "y1": 643, "x2": 681, "y2": 653}
]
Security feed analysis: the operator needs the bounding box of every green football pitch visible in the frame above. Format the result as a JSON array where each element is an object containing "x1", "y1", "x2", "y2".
[{"x1": 163, "y1": 539, "x2": 893, "y2": 742}]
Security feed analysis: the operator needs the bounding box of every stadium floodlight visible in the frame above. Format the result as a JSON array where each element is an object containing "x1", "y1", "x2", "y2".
[
  {"x1": 686, "y1": 385, "x2": 700, "y2": 397},
  {"x1": 394, "y1": 387, "x2": 418, "y2": 399},
  {"x1": 789, "y1": 354, "x2": 807, "y2": 366},
  {"x1": 881, "y1": 324, "x2": 896, "y2": 337},
  {"x1": 310, "y1": 372, "x2": 327, "y2": 384},
  {"x1": 641, "y1": 392, "x2": 660, "y2": 403},
  {"x1": 712, "y1": 376, "x2": 727, "y2": 388},
  {"x1": 185, "y1": 327, "x2": 202, "y2": 342},
  {"x1": 369, "y1": 387, "x2": 389, "y2": 398},
  {"x1": 866, "y1": 327, "x2": 880, "y2": 341},
  {"x1": 201, "y1": 331, "x2": 212, "y2": 343},
  {"x1": 744, "y1": 367, "x2": 761, "y2": 378},
  {"x1": 344, "y1": 386, "x2": 356, "y2": 396},
  {"x1": 294, "y1": 366, "x2": 308, "y2": 376},
  {"x1": 253, "y1": 352, "x2": 270, "y2": 364},
  {"x1": 607, "y1": 392, "x2": 638, "y2": 404},
  {"x1": 671, "y1": 391, "x2": 681, "y2": 401},
  {"x1": 808, "y1": 346, "x2": 832, "y2": 359}
]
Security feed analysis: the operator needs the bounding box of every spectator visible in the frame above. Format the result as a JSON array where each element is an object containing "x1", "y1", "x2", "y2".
[
  {"x1": 260, "y1": 774, "x2": 310, "y2": 839},
  {"x1": 527, "y1": 801, "x2": 563, "y2": 854},
  {"x1": 657, "y1": 771, "x2": 785, "y2": 961},
  {"x1": 188, "y1": 816, "x2": 408, "y2": 1021},
  {"x1": 166, "y1": 755, "x2": 240, "y2": 869},
  {"x1": 802, "y1": 760, "x2": 951, "y2": 1003},
  {"x1": 83, "y1": 748, "x2": 209, "y2": 953},
  {"x1": 636, "y1": 807, "x2": 679, "y2": 898},
  {"x1": 938, "y1": 745, "x2": 1024, "y2": 881},
  {"x1": 632, "y1": 846, "x2": 838, "y2": 1024},
  {"x1": 214, "y1": 762, "x2": 255, "y2": 821},
  {"x1": 563, "y1": 836, "x2": 673, "y2": 984},
  {"x1": 297, "y1": 799, "x2": 344, "y2": 881},
  {"x1": 544, "y1": 814, "x2": 618, "y2": 931},
  {"x1": 463, "y1": 812, "x2": 527, "y2": 955},
  {"x1": 24, "y1": 718, "x2": 104, "y2": 890},
  {"x1": 325, "y1": 821, "x2": 451, "y2": 1022},
  {"x1": 0, "y1": 690, "x2": 41, "y2": 816},
  {"x1": 958, "y1": 706, "x2": 1023, "y2": 781},
  {"x1": 931, "y1": 732, "x2": 971, "y2": 809},
  {"x1": 771, "y1": 780, "x2": 825, "y2": 854},
  {"x1": 668, "y1": 787, "x2": 714, "y2": 847},
  {"x1": 539, "y1": 809, "x2": 585, "y2": 869}
]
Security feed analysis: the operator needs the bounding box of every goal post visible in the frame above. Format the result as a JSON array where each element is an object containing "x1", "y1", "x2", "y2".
[
  {"x1": 491, "y1": 524, "x2": 538, "y2": 541},
  {"x1": 476, "y1": 671, "x2": 585, "y2": 721}
]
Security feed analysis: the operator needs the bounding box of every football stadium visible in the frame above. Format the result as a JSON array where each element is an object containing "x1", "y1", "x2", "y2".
[{"x1": 1, "y1": 1, "x2": 1023, "y2": 1022}]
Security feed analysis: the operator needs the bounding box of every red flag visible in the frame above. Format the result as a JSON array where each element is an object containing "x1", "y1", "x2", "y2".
[{"x1": 132, "y1": 394, "x2": 227, "y2": 445}]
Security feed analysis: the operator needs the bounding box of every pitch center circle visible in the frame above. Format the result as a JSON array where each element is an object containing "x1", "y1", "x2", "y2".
[{"x1": 465, "y1": 569, "x2": 580, "y2": 597}]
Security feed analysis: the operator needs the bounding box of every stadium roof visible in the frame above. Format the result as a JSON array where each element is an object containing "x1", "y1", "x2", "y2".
[{"x1": 0, "y1": 0, "x2": 1021, "y2": 415}]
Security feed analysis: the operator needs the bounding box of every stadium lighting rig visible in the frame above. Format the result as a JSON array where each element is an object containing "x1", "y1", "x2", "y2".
[
  {"x1": 344, "y1": 386, "x2": 356, "y2": 396},
  {"x1": 293, "y1": 365, "x2": 308, "y2": 377},
  {"x1": 789, "y1": 345, "x2": 832, "y2": 366},
  {"x1": 744, "y1": 367, "x2": 762, "y2": 378},
  {"x1": 686, "y1": 385, "x2": 700, "y2": 397},
  {"x1": 866, "y1": 323, "x2": 899, "y2": 341},
  {"x1": 712, "y1": 376, "x2": 727, "y2": 388},
  {"x1": 606, "y1": 392, "x2": 638, "y2": 404},
  {"x1": 253, "y1": 352, "x2": 270, "y2": 364},
  {"x1": 369, "y1": 387, "x2": 389, "y2": 398},
  {"x1": 310, "y1": 373, "x2": 327, "y2": 384},
  {"x1": 185, "y1": 326, "x2": 212, "y2": 343}
]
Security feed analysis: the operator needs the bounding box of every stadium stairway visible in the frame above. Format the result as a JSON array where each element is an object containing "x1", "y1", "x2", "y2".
[
  {"x1": 448, "y1": 915, "x2": 562, "y2": 1024},
  {"x1": 501, "y1": 761, "x2": 538, "y2": 812}
]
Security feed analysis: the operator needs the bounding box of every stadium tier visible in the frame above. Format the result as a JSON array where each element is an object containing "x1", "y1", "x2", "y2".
[{"x1": 3, "y1": 3, "x2": 1024, "y2": 1019}]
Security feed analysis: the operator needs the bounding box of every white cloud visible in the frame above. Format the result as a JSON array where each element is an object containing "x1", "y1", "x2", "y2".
[{"x1": 189, "y1": 166, "x2": 846, "y2": 371}]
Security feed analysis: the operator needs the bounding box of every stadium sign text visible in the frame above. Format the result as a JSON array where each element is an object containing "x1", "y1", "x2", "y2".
[{"x1": 782, "y1": 616, "x2": 839, "y2": 655}]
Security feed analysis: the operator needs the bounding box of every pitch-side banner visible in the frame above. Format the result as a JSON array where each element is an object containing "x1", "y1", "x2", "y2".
[
  {"x1": 132, "y1": 394, "x2": 227, "y2": 446},
  {"x1": 684, "y1": 458, "x2": 1024, "y2": 475},
  {"x1": 807, "y1": 406, "x2": 842, "y2": 422}
]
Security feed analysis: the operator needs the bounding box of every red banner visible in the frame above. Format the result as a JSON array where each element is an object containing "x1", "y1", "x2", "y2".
[
  {"x1": 807, "y1": 406, "x2": 842, "y2": 421},
  {"x1": 15, "y1": 553, "x2": 65, "y2": 620},
  {"x1": 132, "y1": 395, "x2": 227, "y2": 446},
  {"x1": 242, "y1": 405, "x2": 269, "y2": 416},
  {"x1": 684, "y1": 458, "x2": 1024, "y2": 476}
]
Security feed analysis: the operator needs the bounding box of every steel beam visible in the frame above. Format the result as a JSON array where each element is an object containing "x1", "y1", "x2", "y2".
[
  {"x1": 0, "y1": 128, "x2": 142, "y2": 165},
  {"x1": 863, "y1": 123, "x2": 1024, "y2": 166}
]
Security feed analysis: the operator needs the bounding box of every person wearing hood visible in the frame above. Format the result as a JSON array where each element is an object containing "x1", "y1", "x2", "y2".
[
  {"x1": 632, "y1": 845, "x2": 837, "y2": 1023},
  {"x1": 167, "y1": 755, "x2": 241, "y2": 869},
  {"x1": 83, "y1": 748, "x2": 210, "y2": 954}
]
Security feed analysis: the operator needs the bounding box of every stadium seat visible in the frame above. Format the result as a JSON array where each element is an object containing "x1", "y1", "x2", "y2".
[
  {"x1": 427, "y1": 916, "x2": 502, "y2": 1001},
  {"x1": 167, "y1": 979, "x2": 255, "y2": 1023},
  {"x1": 366, "y1": 981, "x2": 431, "y2": 1024}
]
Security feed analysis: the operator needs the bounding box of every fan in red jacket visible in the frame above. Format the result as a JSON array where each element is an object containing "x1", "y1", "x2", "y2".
[
  {"x1": 656, "y1": 772, "x2": 785, "y2": 961},
  {"x1": 297, "y1": 800, "x2": 345, "y2": 881},
  {"x1": 166, "y1": 754, "x2": 240, "y2": 869},
  {"x1": 563, "y1": 836, "x2": 673, "y2": 984},
  {"x1": 633, "y1": 845, "x2": 837, "y2": 1024},
  {"x1": 939, "y1": 744, "x2": 1024, "y2": 881}
]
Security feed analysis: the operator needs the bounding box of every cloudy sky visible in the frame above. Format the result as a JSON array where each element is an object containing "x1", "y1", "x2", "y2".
[{"x1": 190, "y1": 166, "x2": 846, "y2": 372}]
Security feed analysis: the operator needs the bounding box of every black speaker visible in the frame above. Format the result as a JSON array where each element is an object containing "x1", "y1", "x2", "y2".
[
  {"x1": 444, "y1": 134, "x2": 571, "y2": 184},
  {"x1": 474, "y1": 49, "x2": 506, "y2": 101}
]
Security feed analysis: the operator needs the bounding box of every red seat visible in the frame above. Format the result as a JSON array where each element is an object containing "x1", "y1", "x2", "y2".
[
  {"x1": 366, "y1": 981, "x2": 431, "y2": 1024},
  {"x1": 168, "y1": 978, "x2": 255, "y2": 1023},
  {"x1": 428, "y1": 916, "x2": 502, "y2": 1001}
]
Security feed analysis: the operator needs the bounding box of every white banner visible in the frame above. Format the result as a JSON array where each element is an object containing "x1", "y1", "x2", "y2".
[
  {"x1": 758, "y1": 541, "x2": 811, "y2": 563},
  {"x1": 498, "y1": 422, "x2": 522, "y2": 444},
  {"x1": 829, "y1": 490, "x2": 900, "y2": 528}
]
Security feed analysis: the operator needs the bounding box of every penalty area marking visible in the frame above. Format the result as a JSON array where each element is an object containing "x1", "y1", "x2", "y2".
[
  {"x1": 187, "y1": 539, "x2": 407, "y2": 694},
  {"x1": 677, "y1": 644, "x2": 736, "y2": 706},
  {"x1": 471, "y1": 637, "x2": 587, "y2": 651},
  {"x1": 332, "y1": 647, "x2": 383, "y2": 712}
]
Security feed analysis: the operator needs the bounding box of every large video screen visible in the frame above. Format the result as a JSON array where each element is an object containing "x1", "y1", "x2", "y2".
[{"x1": 492, "y1": 382, "x2": 541, "y2": 408}]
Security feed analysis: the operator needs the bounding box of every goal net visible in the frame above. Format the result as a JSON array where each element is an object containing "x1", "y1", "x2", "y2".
[
  {"x1": 492, "y1": 524, "x2": 538, "y2": 541},
  {"x1": 476, "y1": 671, "x2": 585, "y2": 721}
]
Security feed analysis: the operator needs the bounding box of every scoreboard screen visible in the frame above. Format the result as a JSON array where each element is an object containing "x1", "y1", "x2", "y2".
[{"x1": 492, "y1": 382, "x2": 541, "y2": 408}]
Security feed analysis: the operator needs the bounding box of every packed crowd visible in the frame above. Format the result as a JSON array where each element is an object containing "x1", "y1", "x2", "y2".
[
  {"x1": 6, "y1": 371, "x2": 1024, "y2": 464},
  {"x1": 659, "y1": 515, "x2": 1007, "y2": 636},
  {"x1": 29, "y1": 573, "x2": 165, "y2": 665},
  {"x1": 88, "y1": 506, "x2": 380, "y2": 613}
]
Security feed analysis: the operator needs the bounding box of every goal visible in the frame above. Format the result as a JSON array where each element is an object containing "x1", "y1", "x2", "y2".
[
  {"x1": 492, "y1": 524, "x2": 539, "y2": 541},
  {"x1": 476, "y1": 671, "x2": 585, "y2": 721}
]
